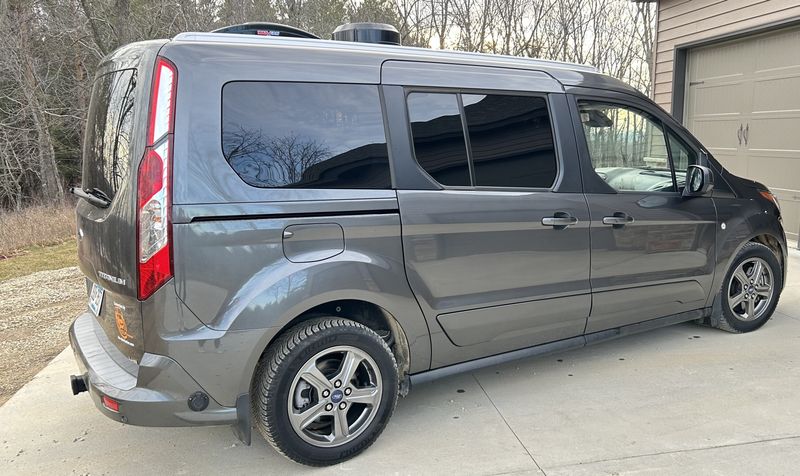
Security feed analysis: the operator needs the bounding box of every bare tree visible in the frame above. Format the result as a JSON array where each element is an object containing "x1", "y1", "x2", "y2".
[
  {"x1": 1, "y1": 1, "x2": 64, "y2": 204},
  {"x1": 223, "y1": 127, "x2": 331, "y2": 186}
]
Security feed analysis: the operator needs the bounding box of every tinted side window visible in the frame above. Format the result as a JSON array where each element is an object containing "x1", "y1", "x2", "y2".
[
  {"x1": 82, "y1": 69, "x2": 138, "y2": 200},
  {"x1": 463, "y1": 94, "x2": 556, "y2": 188},
  {"x1": 222, "y1": 82, "x2": 391, "y2": 189},
  {"x1": 407, "y1": 92, "x2": 471, "y2": 186}
]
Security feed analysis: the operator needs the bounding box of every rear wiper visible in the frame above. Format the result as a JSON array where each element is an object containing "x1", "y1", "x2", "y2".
[
  {"x1": 70, "y1": 187, "x2": 111, "y2": 208},
  {"x1": 85, "y1": 187, "x2": 111, "y2": 202}
]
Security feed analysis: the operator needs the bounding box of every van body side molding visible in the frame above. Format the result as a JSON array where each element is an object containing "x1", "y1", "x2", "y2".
[{"x1": 172, "y1": 198, "x2": 400, "y2": 224}]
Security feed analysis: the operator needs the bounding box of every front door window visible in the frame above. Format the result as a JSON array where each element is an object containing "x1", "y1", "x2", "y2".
[{"x1": 578, "y1": 101, "x2": 676, "y2": 193}]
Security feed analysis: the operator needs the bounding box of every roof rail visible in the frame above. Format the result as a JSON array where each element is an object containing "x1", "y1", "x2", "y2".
[{"x1": 172, "y1": 32, "x2": 599, "y2": 74}]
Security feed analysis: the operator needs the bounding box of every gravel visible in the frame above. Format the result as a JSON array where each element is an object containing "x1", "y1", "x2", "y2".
[{"x1": 0, "y1": 267, "x2": 85, "y2": 406}]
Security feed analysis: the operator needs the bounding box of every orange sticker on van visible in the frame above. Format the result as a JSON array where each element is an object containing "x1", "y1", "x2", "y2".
[{"x1": 114, "y1": 304, "x2": 131, "y2": 341}]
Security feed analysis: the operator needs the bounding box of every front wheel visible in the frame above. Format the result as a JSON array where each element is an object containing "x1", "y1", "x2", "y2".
[
  {"x1": 253, "y1": 317, "x2": 399, "y2": 466},
  {"x1": 713, "y1": 242, "x2": 782, "y2": 333}
]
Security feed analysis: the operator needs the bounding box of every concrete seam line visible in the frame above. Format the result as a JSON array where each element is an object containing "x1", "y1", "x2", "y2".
[
  {"x1": 471, "y1": 373, "x2": 548, "y2": 476},
  {"x1": 551, "y1": 434, "x2": 800, "y2": 468}
]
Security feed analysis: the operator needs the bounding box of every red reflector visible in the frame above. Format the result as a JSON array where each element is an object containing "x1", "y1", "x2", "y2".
[
  {"x1": 102, "y1": 395, "x2": 120, "y2": 413},
  {"x1": 137, "y1": 148, "x2": 164, "y2": 208},
  {"x1": 138, "y1": 244, "x2": 171, "y2": 299}
]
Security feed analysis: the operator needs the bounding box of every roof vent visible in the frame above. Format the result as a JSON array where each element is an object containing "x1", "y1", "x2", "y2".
[
  {"x1": 212, "y1": 22, "x2": 319, "y2": 39},
  {"x1": 332, "y1": 22, "x2": 400, "y2": 46}
]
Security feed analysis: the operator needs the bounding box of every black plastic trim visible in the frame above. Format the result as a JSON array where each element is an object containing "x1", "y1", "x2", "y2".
[
  {"x1": 190, "y1": 208, "x2": 399, "y2": 223},
  {"x1": 410, "y1": 308, "x2": 709, "y2": 386},
  {"x1": 232, "y1": 393, "x2": 251, "y2": 445}
]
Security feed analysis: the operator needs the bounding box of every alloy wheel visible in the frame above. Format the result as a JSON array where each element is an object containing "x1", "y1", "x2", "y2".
[
  {"x1": 727, "y1": 257, "x2": 774, "y2": 321},
  {"x1": 287, "y1": 345, "x2": 382, "y2": 447}
]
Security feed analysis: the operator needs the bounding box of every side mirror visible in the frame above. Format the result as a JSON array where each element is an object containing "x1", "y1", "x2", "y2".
[{"x1": 683, "y1": 164, "x2": 714, "y2": 197}]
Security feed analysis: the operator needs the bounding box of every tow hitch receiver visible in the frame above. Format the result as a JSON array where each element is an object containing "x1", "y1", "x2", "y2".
[{"x1": 70, "y1": 374, "x2": 88, "y2": 395}]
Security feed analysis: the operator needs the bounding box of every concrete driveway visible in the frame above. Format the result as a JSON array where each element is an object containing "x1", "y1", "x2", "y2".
[{"x1": 2, "y1": 249, "x2": 798, "y2": 475}]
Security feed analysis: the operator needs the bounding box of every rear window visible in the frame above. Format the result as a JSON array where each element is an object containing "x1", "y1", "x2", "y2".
[
  {"x1": 82, "y1": 69, "x2": 138, "y2": 200},
  {"x1": 222, "y1": 82, "x2": 391, "y2": 189}
]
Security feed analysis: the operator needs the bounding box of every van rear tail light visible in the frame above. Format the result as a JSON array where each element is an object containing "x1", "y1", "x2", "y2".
[
  {"x1": 137, "y1": 57, "x2": 176, "y2": 300},
  {"x1": 148, "y1": 58, "x2": 176, "y2": 144}
]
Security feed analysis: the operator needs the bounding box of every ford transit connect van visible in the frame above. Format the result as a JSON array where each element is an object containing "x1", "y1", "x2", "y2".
[{"x1": 69, "y1": 23, "x2": 787, "y2": 466}]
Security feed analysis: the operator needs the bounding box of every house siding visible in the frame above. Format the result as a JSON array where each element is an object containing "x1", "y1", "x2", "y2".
[{"x1": 653, "y1": 0, "x2": 800, "y2": 113}]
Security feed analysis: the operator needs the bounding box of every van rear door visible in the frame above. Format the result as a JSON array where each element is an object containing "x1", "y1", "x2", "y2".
[{"x1": 76, "y1": 42, "x2": 164, "y2": 362}]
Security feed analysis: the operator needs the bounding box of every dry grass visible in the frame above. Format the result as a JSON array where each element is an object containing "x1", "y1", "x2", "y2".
[
  {"x1": 0, "y1": 240, "x2": 79, "y2": 282},
  {"x1": 0, "y1": 202, "x2": 76, "y2": 258}
]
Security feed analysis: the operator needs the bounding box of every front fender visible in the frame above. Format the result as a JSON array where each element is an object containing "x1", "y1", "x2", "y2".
[{"x1": 708, "y1": 197, "x2": 787, "y2": 307}]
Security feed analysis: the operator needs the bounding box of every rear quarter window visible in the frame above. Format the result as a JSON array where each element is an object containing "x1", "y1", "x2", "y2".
[
  {"x1": 82, "y1": 69, "x2": 138, "y2": 200},
  {"x1": 222, "y1": 82, "x2": 391, "y2": 189}
]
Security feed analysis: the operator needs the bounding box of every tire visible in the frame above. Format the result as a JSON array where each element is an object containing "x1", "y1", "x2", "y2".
[
  {"x1": 253, "y1": 317, "x2": 399, "y2": 466},
  {"x1": 711, "y1": 242, "x2": 782, "y2": 333}
]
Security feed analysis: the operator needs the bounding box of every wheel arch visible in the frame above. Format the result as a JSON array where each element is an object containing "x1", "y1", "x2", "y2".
[
  {"x1": 707, "y1": 222, "x2": 787, "y2": 317},
  {"x1": 720, "y1": 231, "x2": 787, "y2": 292},
  {"x1": 267, "y1": 299, "x2": 412, "y2": 382},
  {"x1": 241, "y1": 295, "x2": 422, "y2": 409}
]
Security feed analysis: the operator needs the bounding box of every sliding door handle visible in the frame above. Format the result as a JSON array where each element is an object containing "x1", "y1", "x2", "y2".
[
  {"x1": 602, "y1": 213, "x2": 634, "y2": 227},
  {"x1": 541, "y1": 213, "x2": 578, "y2": 229}
]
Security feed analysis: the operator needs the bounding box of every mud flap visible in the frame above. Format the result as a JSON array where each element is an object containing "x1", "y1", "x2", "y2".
[
  {"x1": 232, "y1": 393, "x2": 251, "y2": 445},
  {"x1": 696, "y1": 292, "x2": 724, "y2": 328}
]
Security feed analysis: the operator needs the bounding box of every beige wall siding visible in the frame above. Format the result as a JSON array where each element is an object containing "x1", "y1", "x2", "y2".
[{"x1": 653, "y1": 0, "x2": 800, "y2": 113}]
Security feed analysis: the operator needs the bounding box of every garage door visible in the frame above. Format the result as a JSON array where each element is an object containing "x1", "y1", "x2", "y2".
[{"x1": 685, "y1": 25, "x2": 800, "y2": 242}]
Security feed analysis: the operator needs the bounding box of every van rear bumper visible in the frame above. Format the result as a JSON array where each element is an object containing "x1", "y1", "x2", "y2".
[{"x1": 69, "y1": 311, "x2": 238, "y2": 427}]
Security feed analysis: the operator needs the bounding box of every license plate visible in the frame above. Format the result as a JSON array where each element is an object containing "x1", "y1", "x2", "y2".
[{"x1": 88, "y1": 282, "x2": 105, "y2": 317}]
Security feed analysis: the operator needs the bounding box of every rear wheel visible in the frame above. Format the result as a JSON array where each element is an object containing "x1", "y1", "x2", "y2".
[
  {"x1": 713, "y1": 242, "x2": 782, "y2": 333},
  {"x1": 253, "y1": 317, "x2": 398, "y2": 466}
]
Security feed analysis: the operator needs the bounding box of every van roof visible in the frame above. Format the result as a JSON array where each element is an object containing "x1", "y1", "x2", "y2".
[
  {"x1": 168, "y1": 32, "x2": 643, "y2": 96},
  {"x1": 173, "y1": 32, "x2": 596, "y2": 72}
]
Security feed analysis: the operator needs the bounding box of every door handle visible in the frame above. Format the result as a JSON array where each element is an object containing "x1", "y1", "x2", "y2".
[
  {"x1": 737, "y1": 124, "x2": 743, "y2": 146},
  {"x1": 541, "y1": 213, "x2": 578, "y2": 229},
  {"x1": 602, "y1": 213, "x2": 635, "y2": 227},
  {"x1": 743, "y1": 123, "x2": 749, "y2": 146}
]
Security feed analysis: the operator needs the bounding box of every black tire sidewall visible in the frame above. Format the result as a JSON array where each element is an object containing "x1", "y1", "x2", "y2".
[
  {"x1": 261, "y1": 321, "x2": 398, "y2": 465},
  {"x1": 720, "y1": 243, "x2": 782, "y2": 332}
]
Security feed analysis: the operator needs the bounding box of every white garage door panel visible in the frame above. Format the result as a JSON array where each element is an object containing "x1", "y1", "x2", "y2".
[
  {"x1": 748, "y1": 117, "x2": 800, "y2": 152},
  {"x1": 692, "y1": 83, "x2": 747, "y2": 116},
  {"x1": 689, "y1": 41, "x2": 751, "y2": 80},
  {"x1": 686, "y1": 25, "x2": 800, "y2": 241},
  {"x1": 752, "y1": 75, "x2": 800, "y2": 112},
  {"x1": 692, "y1": 118, "x2": 744, "y2": 149},
  {"x1": 753, "y1": 27, "x2": 800, "y2": 72}
]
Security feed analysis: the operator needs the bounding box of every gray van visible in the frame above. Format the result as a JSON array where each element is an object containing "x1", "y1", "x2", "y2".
[{"x1": 69, "y1": 23, "x2": 787, "y2": 466}]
